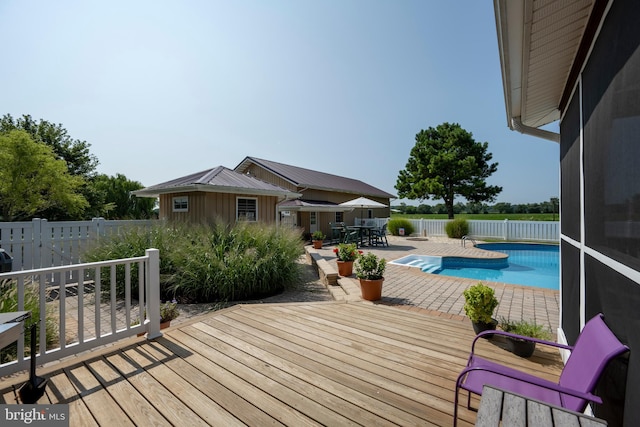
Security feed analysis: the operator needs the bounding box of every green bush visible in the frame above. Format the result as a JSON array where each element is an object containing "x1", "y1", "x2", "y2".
[
  {"x1": 0, "y1": 279, "x2": 58, "y2": 364},
  {"x1": 445, "y1": 218, "x2": 469, "y2": 238},
  {"x1": 463, "y1": 282, "x2": 498, "y2": 323},
  {"x1": 387, "y1": 218, "x2": 414, "y2": 236},
  {"x1": 83, "y1": 222, "x2": 305, "y2": 303}
]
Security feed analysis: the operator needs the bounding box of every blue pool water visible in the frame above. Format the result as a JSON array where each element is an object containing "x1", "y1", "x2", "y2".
[{"x1": 390, "y1": 243, "x2": 559, "y2": 290}]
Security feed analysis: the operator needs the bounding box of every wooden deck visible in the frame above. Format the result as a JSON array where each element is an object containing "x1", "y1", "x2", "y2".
[{"x1": 0, "y1": 302, "x2": 564, "y2": 426}]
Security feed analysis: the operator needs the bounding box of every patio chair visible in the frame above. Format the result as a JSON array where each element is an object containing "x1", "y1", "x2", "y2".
[
  {"x1": 370, "y1": 224, "x2": 389, "y2": 247},
  {"x1": 343, "y1": 230, "x2": 360, "y2": 247},
  {"x1": 453, "y1": 313, "x2": 629, "y2": 427}
]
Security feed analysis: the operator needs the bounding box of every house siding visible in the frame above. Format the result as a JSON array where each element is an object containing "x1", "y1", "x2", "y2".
[
  {"x1": 159, "y1": 192, "x2": 279, "y2": 224},
  {"x1": 559, "y1": 0, "x2": 639, "y2": 424}
]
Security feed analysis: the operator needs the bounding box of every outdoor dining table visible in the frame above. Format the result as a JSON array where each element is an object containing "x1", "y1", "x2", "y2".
[{"x1": 347, "y1": 225, "x2": 377, "y2": 246}]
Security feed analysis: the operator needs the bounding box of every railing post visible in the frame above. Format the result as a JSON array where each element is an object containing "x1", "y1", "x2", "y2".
[{"x1": 145, "y1": 248, "x2": 162, "y2": 339}]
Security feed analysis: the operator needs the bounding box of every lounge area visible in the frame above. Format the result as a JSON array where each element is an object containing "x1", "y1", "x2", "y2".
[{"x1": 0, "y1": 302, "x2": 564, "y2": 426}]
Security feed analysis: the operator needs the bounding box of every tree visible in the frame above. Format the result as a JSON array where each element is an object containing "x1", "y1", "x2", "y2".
[
  {"x1": 92, "y1": 174, "x2": 156, "y2": 219},
  {"x1": 395, "y1": 122, "x2": 502, "y2": 219},
  {"x1": 0, "y1": 114, "x2": 98, "y2": 178},
  {"x1": 0, "y1": 130, "x2": 88, "y2": 221},
  {"x1": 1, "y1": 114, "x2": 100, "y2": 220}
]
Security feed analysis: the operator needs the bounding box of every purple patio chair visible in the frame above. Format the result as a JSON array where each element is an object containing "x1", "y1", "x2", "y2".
[{"x1": 453, "y1": 313, "x2": 629, "y2": 426}]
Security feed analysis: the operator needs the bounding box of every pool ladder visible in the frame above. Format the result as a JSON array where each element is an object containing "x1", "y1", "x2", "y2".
[{"x1": 461, "y1": 235, "x2": 477, "y2": 248}]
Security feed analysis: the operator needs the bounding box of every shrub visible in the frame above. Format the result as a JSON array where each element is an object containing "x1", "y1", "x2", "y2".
[
  {"x1": 463, "y1": 282, "x2": 498, "y2": 324},
  {"x1": 83, "y1": 222, "x2": 305, "y2": 303},
  {"x1": 355, "y1": 252, "x2": 386, "y2": 280},
  {"x1": 445, "y1": 218, "x2": 469, "y2": 238},
  {"x1": 333, "y1": 243, "x2": 361, "y2": 262},
  {"x1": 387, "y1": 218, "x2": 414, "y2": 236},
  {"x1": 311, "y1": 230, "x2": 325, "y2": 241},
  {"x1": 499, "y1": 317, "x2": 552, "y2": 340}
]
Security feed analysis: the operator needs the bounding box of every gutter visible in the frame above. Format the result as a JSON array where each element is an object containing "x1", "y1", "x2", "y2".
[{"x1": 511, "y1": 117, "x2": 560, "y2": 143}]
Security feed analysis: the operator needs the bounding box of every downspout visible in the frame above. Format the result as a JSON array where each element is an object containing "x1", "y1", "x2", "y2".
[{"x1": 511, "y1": 117, "x2": 560, "y2": 143}]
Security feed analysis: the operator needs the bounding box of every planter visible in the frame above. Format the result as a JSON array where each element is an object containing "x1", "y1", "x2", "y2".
[
  {"x1": 506, "y1": 337, "x2": 536, "y2": 357},
  {"x1": 472, "y1": 319, "x2": 497, "y2": 338},
  {"x1": 359, "y1": 278, "x2": 384, "y2": 301},
  {"x1": 337, "y1": 260, "x2": 354, "y2": 277},
  {"x1": 312, "y1": 240, "x2": 323, "y2": 249},
  {"x1": 160, "y1": 320, "x2": 171, "y2": 330}
]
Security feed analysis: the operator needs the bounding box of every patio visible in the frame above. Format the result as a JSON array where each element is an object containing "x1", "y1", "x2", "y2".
[
  {"x1": 314, "y1": 235, "x2": 560, "y2": 332},
  {"x1": 0, "y1": 301, "x2": 563, "y2": 426}
]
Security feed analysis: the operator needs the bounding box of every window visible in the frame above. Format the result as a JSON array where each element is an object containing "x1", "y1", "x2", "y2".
[
  {"x1": 237, "y1": 197, "x2": 257, "y2": 221},
  {"x1": 335, "y1": 212, "x2": 343, "y2": 223},
  {"x1": 172, "y1": 196, "x2": 188, "y2": 212}
]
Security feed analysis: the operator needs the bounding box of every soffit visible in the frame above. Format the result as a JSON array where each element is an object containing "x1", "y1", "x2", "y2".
[{"x1": 495, "y1": 0, "x2": 594, "y2": 128}]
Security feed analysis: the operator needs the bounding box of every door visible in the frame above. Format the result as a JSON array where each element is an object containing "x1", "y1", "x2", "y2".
[{"x1": 309, "y1": 212, "x2": 318, "y2": 233}]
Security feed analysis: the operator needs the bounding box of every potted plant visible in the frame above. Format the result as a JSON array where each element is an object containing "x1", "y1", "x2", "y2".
[
  {"x1": 355, "y1": 252, "x2": 386, "y2": 301},
  {"x1": 311, "y1": 230, "x2": 326, "y2": 249},
  {"x1": 463, "y1": 282, "x2": 499, "y2": 335},
  {"x1": 499, "y1": 317, "x2": 552, "y2": 357},
  {"x1": 160, "y1": 300, "x2": 180, "y2": 329},
  {"x1": 333, "y1": 243, "x2": 362, "y2": 277}
]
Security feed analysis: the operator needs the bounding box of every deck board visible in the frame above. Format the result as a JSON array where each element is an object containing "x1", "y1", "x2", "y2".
[{"x1": 0, "y1": 302, "x2": 564, "y2": 426}]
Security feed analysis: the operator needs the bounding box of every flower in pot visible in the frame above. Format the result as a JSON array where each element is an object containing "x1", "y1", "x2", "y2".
[
  {"x1": 160, "y1": 300, "x2": 180, "y2": 328},
  {"x1": 333, "y1": 243, "x2": 362, "y2": 277},
  {"x1": 355, "y1": 252, "x2": 386, "y2": 301},
  {"x1": 499, "y1": 317, "x2": 552, "y2": 357},
  {"x1": 463, "y1": 282, "x2": 499, "y2": 336},
  {"x1": 311, "y1": 230, "x2": 326, "y2": 249}
]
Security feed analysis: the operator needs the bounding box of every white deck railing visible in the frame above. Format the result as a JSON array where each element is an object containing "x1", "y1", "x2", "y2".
[{"x1": 0, "y1": 248, "x2": 161, "y2": 377}]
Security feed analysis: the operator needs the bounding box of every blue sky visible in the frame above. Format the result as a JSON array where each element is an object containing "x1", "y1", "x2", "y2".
[{"x1": 0, "y1": 0, "x2": 559, "y2": 205}]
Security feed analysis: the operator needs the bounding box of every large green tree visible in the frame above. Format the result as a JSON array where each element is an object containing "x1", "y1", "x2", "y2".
[
  {"x1": 396, "y1": 122, "x2": 502, "y2": 219},
  {"x1": 0, "y1": 130, "x2": 88, "y2": 221},
  {"x1": 1, "y1": 114, "x2": 100, "y2": 220},
  {"x1": 91, "y1": 173, "x2": 156, "y2": 219}
]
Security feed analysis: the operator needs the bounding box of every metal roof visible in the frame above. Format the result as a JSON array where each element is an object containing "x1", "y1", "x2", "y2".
[
  {"x1": 494, "y1": 0, "x2": 595, "y2": 137},
  {"x1": 132, "y1": 166, "x2": 301, "y2": 198},
  {"x1": 235, "y1": 156, "x2": 396, "y2": 199}
]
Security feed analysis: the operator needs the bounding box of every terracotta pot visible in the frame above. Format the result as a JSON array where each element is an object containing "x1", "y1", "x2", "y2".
[
  {"x1": 359, "y1": 278, "x2": 384, "y2": 301},
  {"x1": 312, "y1": 240, "x2": 323, "y2": 249},
  {"x1": 337, "y1": 260, "x2": 354, "y2": 277},
  {"x1": 160, "y1": 320, "x2": 171, "y2": 330}
]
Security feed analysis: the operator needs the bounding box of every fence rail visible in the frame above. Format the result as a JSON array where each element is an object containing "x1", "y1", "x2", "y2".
[
  {"x1": 0, "y1": 218, "x2": 154, "y2": 271},
  {"x1": 0, "y1": 249, "x2": 161, "y2": 377},
  {"x1": 358, "y1": 218, "x2": 559, "y2": 242}
]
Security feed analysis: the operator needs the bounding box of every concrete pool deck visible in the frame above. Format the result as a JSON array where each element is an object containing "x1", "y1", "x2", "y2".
[{"x1": 307, "y1": 235, "x2": 560, "y2": 332}]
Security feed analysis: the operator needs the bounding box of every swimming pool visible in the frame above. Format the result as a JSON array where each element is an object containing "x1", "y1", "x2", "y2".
[{"x1": 390, "y1": 243, "x2": 559, "y2": 290}]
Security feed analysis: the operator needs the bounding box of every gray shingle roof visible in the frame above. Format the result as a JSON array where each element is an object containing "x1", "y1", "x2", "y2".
[
  {"x1": 235, "y1": 157, "x2": 396, "y2": 199},
  {"x1": 132, "y1": 166, "x2": 301, "y2": 198}
]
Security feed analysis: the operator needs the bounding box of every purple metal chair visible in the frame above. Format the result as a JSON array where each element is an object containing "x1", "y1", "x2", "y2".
[{"x1": 454, "y1": 313, "x2": 629, "y2": 426}]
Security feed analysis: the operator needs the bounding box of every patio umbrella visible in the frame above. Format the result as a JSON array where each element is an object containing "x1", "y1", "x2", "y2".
[{"x1": 339, "y1": 196, "x2": 387, "y2": 223}]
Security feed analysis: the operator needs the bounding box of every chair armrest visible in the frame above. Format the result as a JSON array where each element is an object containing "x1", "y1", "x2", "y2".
[
  {"x1": 470, "y1": 328, "x2": 574, "y2": 355},
  {"x1": 456, "y1": 365, "x2": 603, "y2": 405}
]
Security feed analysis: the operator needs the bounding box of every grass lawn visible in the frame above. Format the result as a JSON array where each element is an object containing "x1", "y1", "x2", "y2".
[{"x1": 391, "y1": 213, "x2": 558, "y2": 221}]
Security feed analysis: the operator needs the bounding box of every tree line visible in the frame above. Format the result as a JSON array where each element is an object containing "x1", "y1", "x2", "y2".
[
  {"x1": 393, "y1": 198, "x2": 559, "y2": 216},
  {"x1": 0, "y1": 114, "x2": 155, "y2": 221}
]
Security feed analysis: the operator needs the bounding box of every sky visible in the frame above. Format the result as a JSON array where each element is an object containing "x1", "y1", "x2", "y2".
[{"x1": 0, "y1": 0, "x2": 559, "y2": 206}]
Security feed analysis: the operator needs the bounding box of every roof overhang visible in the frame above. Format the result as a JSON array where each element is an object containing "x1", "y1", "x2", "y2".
[
  {"x1": 132, "y1": 184, "x2": 301, "y2": 199},
  {"x1": 277, "y1": 199, "x2": 354, "y2": 213},
  {"x1": 493, "y1": 0, "x2": 596, "y2": 142}
]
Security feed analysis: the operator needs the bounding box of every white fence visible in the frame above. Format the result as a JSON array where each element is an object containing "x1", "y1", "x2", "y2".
[
  {"x1": 0, "y1": 218, "x2": 154, "y2": 271},
  {"x1": 359, "y1": 218, "x2": 559, "y2": 242},
  {"x1": 0, "y1": 249, "x2": 162, "y2": 377}
]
